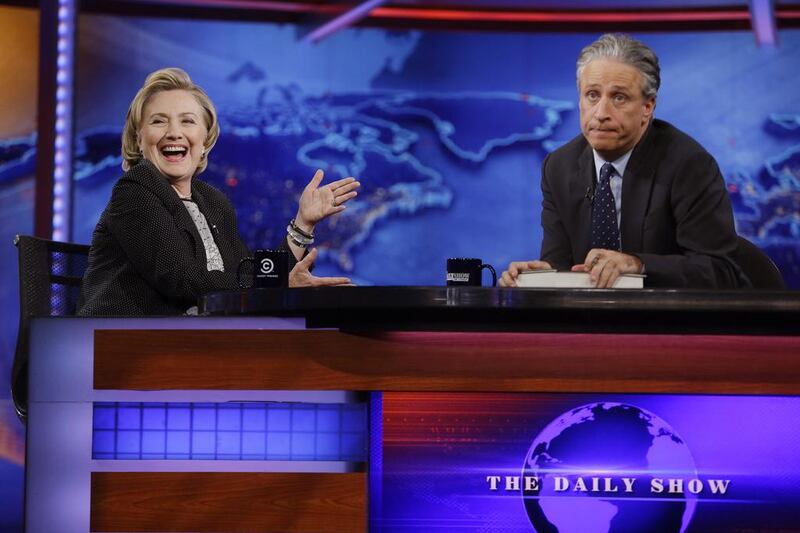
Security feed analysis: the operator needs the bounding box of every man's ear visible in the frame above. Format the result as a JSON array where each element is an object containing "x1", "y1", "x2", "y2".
[{"x1": 643, "y1": 97, "x2": 656, "y2": 122}]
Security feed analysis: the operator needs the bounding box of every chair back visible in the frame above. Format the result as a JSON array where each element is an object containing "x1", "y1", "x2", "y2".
[
  {"x1": 732, "y1": 236, "x2": 785, "y2": 290},
  {"x1": 12, "y1": 235, "x2": 90, "y2": 420}
]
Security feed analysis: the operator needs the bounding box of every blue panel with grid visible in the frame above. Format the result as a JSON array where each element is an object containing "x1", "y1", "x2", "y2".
[{"x1": 92, "y1": 402, "x2": 367, "y2": 461}]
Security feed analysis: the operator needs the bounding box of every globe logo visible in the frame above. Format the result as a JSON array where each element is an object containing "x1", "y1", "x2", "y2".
[
  {"x1": 259, "y1": 258, "x2": 274, "y2": 274},
  {"x1": 522, "y1": 402, "x2": 697, "y2": 533}
]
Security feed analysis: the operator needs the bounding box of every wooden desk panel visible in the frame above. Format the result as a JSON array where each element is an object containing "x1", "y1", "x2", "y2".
[
  {"x1": 91, "y1": 472, "x2": 366, "y2": 533},
  {"x1": 94, "y1": 330, "x2": 800, "y2": 395}
]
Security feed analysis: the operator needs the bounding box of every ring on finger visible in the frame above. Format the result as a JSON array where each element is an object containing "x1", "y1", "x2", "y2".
[
  {"x1": 331, "y1": 198, "x2": 337, "y2": 207},
  {"x1": 591, "y1": 255, "x2": 601, "y2": 267}
]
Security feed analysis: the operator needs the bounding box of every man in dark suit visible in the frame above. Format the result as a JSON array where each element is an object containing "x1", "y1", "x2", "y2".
[{"x1": 500, "y1": 33, "x2": 746, "y2": 288}]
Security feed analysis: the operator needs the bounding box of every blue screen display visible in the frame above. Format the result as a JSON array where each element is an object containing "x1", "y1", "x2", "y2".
[
  {"x1": 92, "y1": 401, "x2": 367, "y2": 461},
  {"x1": 69, "y1": 16, "x2": 800, "y2": 287},
  {"x1": 376, "y1": 392, "x2": 800, "y2": 532}
]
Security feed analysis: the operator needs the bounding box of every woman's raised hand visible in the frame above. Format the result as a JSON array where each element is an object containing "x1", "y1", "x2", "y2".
[{"x1": 295, "y1": 169, "x2": 360, "y2": 232}]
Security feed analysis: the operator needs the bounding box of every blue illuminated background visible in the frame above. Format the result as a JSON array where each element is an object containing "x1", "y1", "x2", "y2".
[
  {"x1": 69, "y1": 16, "x2": 800, "y2": 286},
  {"x1": 0, "y1": 6, "x2": 37, "y2": 532},
  {"x1": 92, "y1": 402, "x2": 367, "y2": 462},
  {"x1": 1, "y1": 7, "x2": 800, "y2": 531}
]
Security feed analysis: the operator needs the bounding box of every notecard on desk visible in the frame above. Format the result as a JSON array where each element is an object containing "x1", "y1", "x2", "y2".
[{"x1": 517, "y1": 270, "x2": 645, "y2": 289}]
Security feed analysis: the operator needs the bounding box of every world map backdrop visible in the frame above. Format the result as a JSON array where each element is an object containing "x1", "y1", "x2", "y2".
[{"x1": 66, "y1": 16, "x2": 800, "y2": 287}]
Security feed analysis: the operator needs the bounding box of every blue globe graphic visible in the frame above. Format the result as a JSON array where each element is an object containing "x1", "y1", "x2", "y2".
[{"x1": 522, "y1": 402, "x2": 697, "y2": 533}]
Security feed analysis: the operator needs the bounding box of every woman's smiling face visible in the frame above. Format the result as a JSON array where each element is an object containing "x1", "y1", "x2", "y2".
[{"x1": 138, "y1": 89, "x2": 207, "y2": 184}]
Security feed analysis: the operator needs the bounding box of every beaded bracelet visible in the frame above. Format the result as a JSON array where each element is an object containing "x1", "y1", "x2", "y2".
[{"x1": 289, "y1": 218, "x2": 314, "y2": 239}]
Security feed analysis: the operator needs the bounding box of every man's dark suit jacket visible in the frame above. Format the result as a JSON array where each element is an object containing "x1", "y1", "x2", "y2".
[
  {"x1": 77, "y1": 159, "x2": 294, "y2": 315},
  {"x1": 540, "y1": 118, "x2": 746, "y2": 288}
]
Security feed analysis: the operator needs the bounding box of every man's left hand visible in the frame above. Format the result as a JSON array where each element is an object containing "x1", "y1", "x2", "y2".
[{"x1": 572, "y1": 249, "x2": 643, "y2": 288}]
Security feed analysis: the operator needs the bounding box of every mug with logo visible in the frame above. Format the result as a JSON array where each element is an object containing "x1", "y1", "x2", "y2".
[
  {"x1": 446, "y1": 257, "x2": 497, "y2": 287},
  {"x1": 237, "y1": 249, "x2": 289, "y2": 288}
]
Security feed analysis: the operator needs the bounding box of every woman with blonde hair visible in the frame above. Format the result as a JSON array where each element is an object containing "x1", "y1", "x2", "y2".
[{"x1": 78, "y1": 67, "x2": 359, "y2": 315}]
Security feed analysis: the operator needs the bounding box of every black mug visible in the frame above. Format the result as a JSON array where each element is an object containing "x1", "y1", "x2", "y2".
[
  {"x1": 237, "y1": 249, "x2": 289, "y2": 288},
  {"x1": 446, "y1": 258, "x2": 497, "y2": 287}
]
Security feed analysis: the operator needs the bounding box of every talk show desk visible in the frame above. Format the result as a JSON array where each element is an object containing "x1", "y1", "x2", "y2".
[{"x1": 26, "y1": 287, "x2": 800, "y2": 533}]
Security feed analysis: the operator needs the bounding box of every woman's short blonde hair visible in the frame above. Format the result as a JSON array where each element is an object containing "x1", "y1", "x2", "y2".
[{"x1": 121, "y1": 67, "x2": 220, "y2": 174}]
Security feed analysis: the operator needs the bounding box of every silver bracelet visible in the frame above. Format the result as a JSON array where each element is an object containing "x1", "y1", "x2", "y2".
[
  {"x1": 289, "y1": 218, "x2": 314, "y2": 239},
  {"x1": 287, "y1": 224, "x2": 313, "y2": 247},
  {"x1": 287, "y1": 233, "x2": 309, "y2": 248}
]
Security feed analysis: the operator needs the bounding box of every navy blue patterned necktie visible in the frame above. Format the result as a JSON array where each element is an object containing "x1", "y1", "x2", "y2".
[{"x1": 590, "y1": 162, "x2": 621, "y2": 251}]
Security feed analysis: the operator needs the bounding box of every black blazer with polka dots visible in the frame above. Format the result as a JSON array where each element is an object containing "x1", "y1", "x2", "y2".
[{"x1": 77, "y1": 159, "x2": 294, "y2": 315}]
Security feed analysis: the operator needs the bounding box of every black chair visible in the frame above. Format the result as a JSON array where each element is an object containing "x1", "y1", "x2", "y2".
[
  {"x1": 732, "y1": 235, "x2": 785, "y2": 290},
  {"x1": 12, "y1": 235, "x2": 90, "y2": 421}
]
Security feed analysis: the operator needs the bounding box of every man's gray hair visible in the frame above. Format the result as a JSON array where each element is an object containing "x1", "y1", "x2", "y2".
[{"x1": 576, "y1": 33, "x2": 660, "y2": 99}]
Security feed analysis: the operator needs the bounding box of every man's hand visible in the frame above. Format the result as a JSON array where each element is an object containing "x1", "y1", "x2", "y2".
[
  {"x1": 572, "y1": 249, "x2": 642, "y2": 288},
  {"x1": 499, "y1": 260, "x2": 553, "y2": 287},
  {"x1": 289, "y1": 248, "x2": 353, "y2": 287}
]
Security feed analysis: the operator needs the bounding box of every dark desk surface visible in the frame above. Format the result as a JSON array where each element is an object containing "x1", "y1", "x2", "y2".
[{"x1": 200, "y1": 286, "x2": 800, "y2": 335}]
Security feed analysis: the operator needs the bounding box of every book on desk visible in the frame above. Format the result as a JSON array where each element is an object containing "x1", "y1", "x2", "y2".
[{"x1": 517, "y1": 269, "x2": 645, "y2": 289}]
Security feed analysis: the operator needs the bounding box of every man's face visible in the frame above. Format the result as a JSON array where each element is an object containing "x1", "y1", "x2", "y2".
[{"x1": 579, "y1": 58, "x2": 655, "y2": 161}]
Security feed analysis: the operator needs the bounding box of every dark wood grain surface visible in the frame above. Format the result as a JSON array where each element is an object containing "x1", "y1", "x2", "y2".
[
  {"x1": 95, "y1": 329, "x2": 800, "y2": 394},
  {"x1": 90, "y1": 472, "x2": 365, "y2": 532}
]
